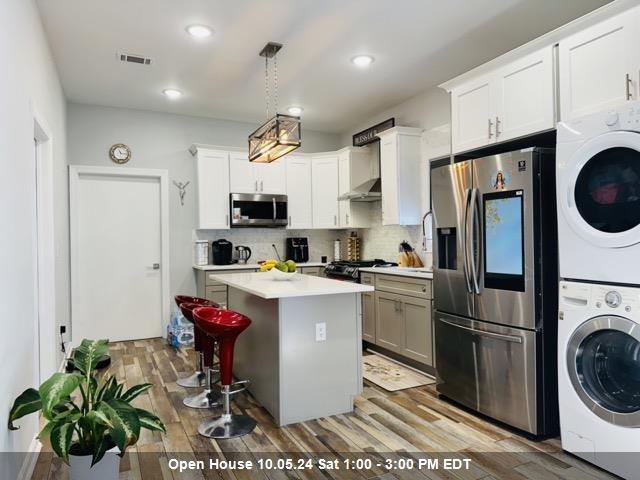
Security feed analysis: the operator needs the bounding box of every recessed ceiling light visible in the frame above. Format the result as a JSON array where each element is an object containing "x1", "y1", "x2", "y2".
[
  {"x1": 162, "y1": 88, "x2": 183, "y2": 99},
  {"x1": 186, "y1": 24, "x2": 213, "y2": 38},
  {"x1": 351, "y1": 55, "x2": 374, "y2": 68},
  {"x1": 287, "y1": 106, "x2": 304, "y2": 116}
]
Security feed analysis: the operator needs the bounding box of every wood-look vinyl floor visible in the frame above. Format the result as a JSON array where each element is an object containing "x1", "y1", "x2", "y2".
[{"x1": 31, "y1": 339, "x2": 615, "y2": 480}]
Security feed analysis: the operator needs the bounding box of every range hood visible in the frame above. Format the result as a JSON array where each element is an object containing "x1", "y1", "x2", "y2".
[{"x1": 338, "y1": 146, "x2": 382, "y2": 202}]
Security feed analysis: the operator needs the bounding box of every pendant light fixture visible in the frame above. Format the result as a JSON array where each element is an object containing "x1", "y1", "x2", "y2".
[{"x1": 248, "y1": 42, "x2": 301, "y2": 163}]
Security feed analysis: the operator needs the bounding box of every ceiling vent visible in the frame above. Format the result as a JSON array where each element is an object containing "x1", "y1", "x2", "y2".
[{"x1": 118, "y1": 52, "x2": 152, "y2": 65}]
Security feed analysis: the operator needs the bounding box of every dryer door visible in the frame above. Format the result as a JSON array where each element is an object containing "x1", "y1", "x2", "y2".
[
  {"x1": 560, "y1": 130, "x2": 640, "y2": 247},
  {"x1": 567, "y1": 315, "x2": 640, "y2": 426}
]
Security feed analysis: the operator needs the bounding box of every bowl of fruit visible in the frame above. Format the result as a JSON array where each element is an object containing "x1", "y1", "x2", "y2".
[{"x1": 259, "y1": 259, "x2": 299, "y2": 280}]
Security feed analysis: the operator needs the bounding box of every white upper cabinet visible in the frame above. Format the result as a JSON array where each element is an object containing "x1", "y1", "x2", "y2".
[
  {"x1": 378, "y1": 127, "x2": 423, "y2": 226},
  {"x1": 193, "y1": 148, "x2": 230, "y2": 230},
  {"x1": 450, "y1": 46, "x2": 554, "y2": 154},
  {"x1": 559, "y1": 7, "x2": 640, "y2": 121},
  {"x1": 253, "y1": 160, "x2": 286, "y2": 194},
  {"x1": 451, "y1": 76, "x2": 495, "y2": 153},
  {"x1": 496, "y1": 47, "x2": 555, "y2": 141},
  {"x1": 337, "y1": 148, "x2": 371, "y2": 229},
  {"x1": 229, "y1": 151, "x2": 254, "y2": 193},
  {"x1": 229, "y1": 152, "x2": 286, "y2": 194},
  {"x1": 285, "y1": 155, "x2": 313, "y2": 229},
  {"x1": 311, "y1": 155, "x2": 340, "y2": 229}
]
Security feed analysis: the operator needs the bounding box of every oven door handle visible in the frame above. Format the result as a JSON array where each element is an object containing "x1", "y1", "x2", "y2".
[
  {"x1": 462, "y1": 188, "x2": 472, "y2": 294},
  {"x1": 440, "y1": 318, "x2": 523, "y2": 344}
]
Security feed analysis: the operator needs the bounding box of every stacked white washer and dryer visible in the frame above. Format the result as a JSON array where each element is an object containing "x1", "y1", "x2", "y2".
[{"x1": 556, "y1": 101, "x2": 640, "y2": 479}]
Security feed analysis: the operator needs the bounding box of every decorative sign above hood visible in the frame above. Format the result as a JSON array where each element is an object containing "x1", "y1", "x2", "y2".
[{"x1": 352, "y1": 118, "x2": 395, "y2": 147}]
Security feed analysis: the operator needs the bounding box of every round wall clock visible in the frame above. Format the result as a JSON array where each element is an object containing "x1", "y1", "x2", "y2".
[{"x1": 109, "y1": 144, "x2": 131, "y2": 164}]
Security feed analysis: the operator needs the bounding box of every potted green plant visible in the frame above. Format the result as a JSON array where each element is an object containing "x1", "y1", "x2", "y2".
[{"x1": 8, "y1": 339, "x2": 165, "y2": 479}]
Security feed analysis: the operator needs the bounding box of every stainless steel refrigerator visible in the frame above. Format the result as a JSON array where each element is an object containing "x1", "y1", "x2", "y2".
[{"x1": 432, "y1": 147, "x2": 558, "y2": 436}]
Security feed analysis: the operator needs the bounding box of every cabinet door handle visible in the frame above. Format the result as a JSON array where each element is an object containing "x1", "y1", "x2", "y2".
[
  {"x1": 260, "y1": 180, "x2": 264, "y2": 192},
  {"x1": 626, "y1": 73, "x2": 633, "y2": 100},
  {"x1": 254, "y1": 180, "x2": 258, "y2": 192},
  {"x1": 346, "y1": 213, "x2": 350, "y2": 225},
  {"x1": 495, "y1": 116, "x2": 501, "y2": 138},
  {"x1": 225, "y1": 214, "x2": 229, "y2": 226},
  {"x1": 488, "y1": 118, "x2": 494, "y2": 139},
  {"x1": 334, "y1": 215, "x2": 337, "y2": 226},
  {"x1": 288, "y1": 215, "x2": 291, "y2": 225}
]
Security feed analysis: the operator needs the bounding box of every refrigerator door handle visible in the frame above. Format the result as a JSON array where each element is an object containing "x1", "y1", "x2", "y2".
[
  {"x1": 462, "y1": 188, "x2": 472, "y2": 294},
  {"x1": 469, "y1": 188, "x2": 481, "y2": 294},
  {"x1": 439, "y1": 318, "x2": 523, "y2": 344}
]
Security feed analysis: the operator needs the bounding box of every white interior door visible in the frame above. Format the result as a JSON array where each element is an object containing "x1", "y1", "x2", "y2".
[{"x1": 71, "y1": 169, "x2": 166, "y2": 342}]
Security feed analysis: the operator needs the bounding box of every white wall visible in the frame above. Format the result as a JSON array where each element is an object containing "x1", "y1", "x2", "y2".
[
  {"x1": 0, "y1": 0, "x2": 68, "y2": 477},
  {"x1": 339, "y1": 88, "x2": 451, "y2": 263},
  {"x1": 67, "y1": 103, "x2": 342, "y2": 301}
]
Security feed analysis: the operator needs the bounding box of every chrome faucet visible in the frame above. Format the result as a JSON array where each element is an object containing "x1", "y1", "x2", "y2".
[{"x1": 421, "y1": 211, "x2": 433, "y2": 251}]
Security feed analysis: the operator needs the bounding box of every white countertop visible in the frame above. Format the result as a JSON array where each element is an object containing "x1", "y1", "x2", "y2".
[
  {"x1": 359, "y1": 266, "x2": 433, "y2": 279},
  {"x1": 208, "y1": 272, "x2": 374, "y2": 299},
  {"x1": 193, "y1": 262, "x2": 327, "y2": 271}
]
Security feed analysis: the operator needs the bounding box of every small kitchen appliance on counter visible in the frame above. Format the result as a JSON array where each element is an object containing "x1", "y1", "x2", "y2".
[
  {"x1": 211, "y1": 239, "x2": 233, "y2": 265},
  {"x1": 285, "y1": 237, "x2": 309, "y2": 263},
  {"x1": 235, "y1": 245, "x2": 252, "y2": 264},
  {"x1": 193, "y1": 240, "x2": 209, "y2": 266}
]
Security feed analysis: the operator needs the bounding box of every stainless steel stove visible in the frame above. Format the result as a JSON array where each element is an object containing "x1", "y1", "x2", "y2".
[{"x1": 324, "y1": 259, "x2": 396, "y2": 282}]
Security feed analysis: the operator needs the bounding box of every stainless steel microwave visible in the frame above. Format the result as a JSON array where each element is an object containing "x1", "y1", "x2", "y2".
[{"x1": 230, "y1": 193, "x2": 288, "y2": 227}]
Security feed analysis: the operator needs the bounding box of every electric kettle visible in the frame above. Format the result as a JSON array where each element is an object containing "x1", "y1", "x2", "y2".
[{"x1": 235, "y1": 246, "x2": 252, "y2": 264}]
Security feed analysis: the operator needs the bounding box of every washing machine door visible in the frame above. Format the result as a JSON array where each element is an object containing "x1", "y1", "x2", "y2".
[
  {"x1": 560, "y1": 130, "x2": 640, "y2": 247},
  {"x1": 567, "y1": 315, "x2": 640, "y2": 426}
]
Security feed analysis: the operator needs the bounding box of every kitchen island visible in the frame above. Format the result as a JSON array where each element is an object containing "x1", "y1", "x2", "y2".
[{"x1": 208, "y1": 271, "x2": 374, "y2": 426}]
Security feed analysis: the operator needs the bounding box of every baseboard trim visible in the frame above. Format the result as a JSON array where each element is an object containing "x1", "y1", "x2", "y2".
[
  {"x1": 19, "y1": 349, "x2": 70, "y2": 479},
  {"x1": 18, "y1": 436, "x2": 42, "y2": 480}
]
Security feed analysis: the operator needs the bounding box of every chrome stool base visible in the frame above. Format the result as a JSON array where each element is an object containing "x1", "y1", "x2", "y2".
[
  {"x1": 198, "y1": 414, "x2": 256, "y2": 439},
  {"x1": 176, "y1": 370, "x2": 205, "y2": 388},
  {"x1": 183, "y1": 388, "x2": 222, "y2": 409}
]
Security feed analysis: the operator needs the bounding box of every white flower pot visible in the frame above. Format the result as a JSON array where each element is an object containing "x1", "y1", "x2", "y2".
[{"x1": 69, "y1": 447, "x2": 120, "y2": 480}]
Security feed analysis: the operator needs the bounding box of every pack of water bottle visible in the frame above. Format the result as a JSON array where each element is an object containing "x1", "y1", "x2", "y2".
[{"x1": 167, "y1": 309, "x2": 194, "y2": 349}]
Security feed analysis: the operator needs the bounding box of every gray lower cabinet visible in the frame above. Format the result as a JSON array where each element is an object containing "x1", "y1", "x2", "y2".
[
  {"x1": 375, "y1": 291, "x2": 404, "y2": 352},
  {"x1": 361, "y1": 291, "x2": 376, "y2": 343},
  {"x1": 374, "y1": 290, "x2": 433, "y2": 365},
  {"x1": 365, "y1": 273, "x2": 433, "y2": 368},
  {"x1": 196, "y1": 269, "x2": 257, "y2": 307}
]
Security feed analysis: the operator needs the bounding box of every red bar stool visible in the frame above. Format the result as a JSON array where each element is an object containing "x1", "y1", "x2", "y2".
[
  {"x1": 173, "y1": 295, "x2": 216, "y2": 388},
  {"x1": 193, "y1": 306, "x2": 256, "y2": 439},
  {"x1": 179, "y1": 302, "x2": 222, "y2": 409}
]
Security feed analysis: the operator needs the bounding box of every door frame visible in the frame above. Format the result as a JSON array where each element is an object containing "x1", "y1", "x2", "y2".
[
  {"x1": 32, "y1": 107, "x2": 56, "y2": 383},
  {"x1": 69, "y1": 165, "x2": 170, "y2": 343}
]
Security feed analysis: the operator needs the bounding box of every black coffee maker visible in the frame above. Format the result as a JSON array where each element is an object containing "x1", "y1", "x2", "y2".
[
  {"x1": 211, "y1": 239, "x2": 233, "y2": 265},
  {"x1": 286, "y1": 237, "x2": 309, "y2": 263}
]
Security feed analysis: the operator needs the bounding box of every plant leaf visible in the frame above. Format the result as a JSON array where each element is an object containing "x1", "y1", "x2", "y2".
[
  {"x1": 102, "y1": 376, "x2": 121, "y2": 401},
  {"x1": 136, "y1": 409, "x2": 166, "y2": 433},
  {"x1": 73, "y1": 339, "x2": 109, "y2": 374},
  {"x1": 87, "y1": 407, "x2": 113, "y2": 428},
  {"x1": 38, "y1": 410, "x2": 81, "y2": 440},
  {"x1": 120, "y1": 383, "x2": 152, "y2": 403},
  {"x1": 91, "y1": 435, "x2": 112, "y2": 467},
  {"x1": 100, "y1": 399, "x2": 140, "y2": 453},
  {"x1": 50, "y1": 423, "x2": 74, "y2": 462},
  {"x1": 8, "y1": 388, "x2": 41, "y2": 430},
  {"x1": 39, "y1": 373, "x2": 81, "y2": 420}
]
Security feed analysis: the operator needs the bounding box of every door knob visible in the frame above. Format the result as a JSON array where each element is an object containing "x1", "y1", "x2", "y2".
[{"x1": 152, "y1": 263, "x2": 160, "y2": 270}]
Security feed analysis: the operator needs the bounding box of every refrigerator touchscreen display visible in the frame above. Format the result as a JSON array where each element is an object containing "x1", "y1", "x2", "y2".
[{"x1": 483, "y1": 190, "x2": 525, "y2": 291}]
